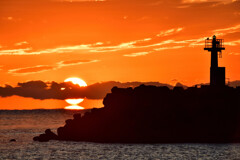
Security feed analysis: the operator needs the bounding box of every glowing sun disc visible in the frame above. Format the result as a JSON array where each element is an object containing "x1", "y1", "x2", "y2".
[
  {"x1": 65, "y1": 98, "x2": 84, "y2": 105},
  {"x1": 64, "y1": 105, "x2": 84, "y2": 110},
  {"x1": 64, "y1": 77, "x2": 87, "y2": 105},
  {"x1": 64, "y1": 77, "x2": 87, "y2": 87}
]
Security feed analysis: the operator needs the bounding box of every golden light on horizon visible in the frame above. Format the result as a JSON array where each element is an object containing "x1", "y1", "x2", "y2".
[
  {"x1": 64, "y1": 77, "x2": 87, "y2": 109},
  {"x1": 64, "y1": 77, "x2": 87, "y2": 87},
  {"x1": 65, "y1": 98, "x2": 84, "y2": 105},
  {"x1": 64, "y1": 105, "x2": 84, "y2": 110}
]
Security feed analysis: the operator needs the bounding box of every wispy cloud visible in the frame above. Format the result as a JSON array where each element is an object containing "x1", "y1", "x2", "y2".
[
  {"x1": 124, "y1": 52, "x2": 151, "y2": 57},
  {"x1": 2, "y1": 25, "x2": 235, "y2": 58},
  {"x1": 214, "y1": 24, "x2": 240, "y2": 36},
  {"x1": 8, "y1": 59, "x2": 99, "y2": 75},
  {"x1": 14, "y1": 41, "x2": 28, "y2": 46},
  {"x1": 8, "y1": 65, "x2": 55, "y2": 75},
  {"x1": 154, "y1": 46, "x2": 185, "y2": 51},
  {"x1": 225, "y1": 40, "x2": 240, "y2": 46},
  {"x1": 0, "y1": 36, "x2": 211, "y2": 57},
  {"x1": 229, "y1": 52, "x2": 240, "y2": 55},
  {"x1": 7, "y1": 17, "x2": 13, "y2": 20},
  {"x1": 89, "y1": 38, "x2": 152, "y2": 53},
  {"x1": 0, "y1": 27, "x2": 185, "y2": 56},
  {"x1": 0, "y1": 48, "x2": 32, "y2": 55},
  {"x1": 30, "y1": 44, "x2": 92, "y2": 54},
  {"x1": 2, "y1": 17, "x2": 13, "y2": 21},
  {"x1": 2, "y1": 16, "x2": 22, "y2": 22},
  {"x1": 182, "y1": 0, "x2": 207, "y2": 3},
  {"x1": 53, "y1": 0, "x2": 106, "y2": 2},
  {"x1": 157, "y1": 28, "x2": 184, "y2": 37},
  {"x1": 0, "y1": 38, "x2": 201, "y2": 57},
  {"x1": 89, "y1": 42, "x2": 137, "y2": 53},
  {"x1": 57, "y1": 59, "x2": 99, "y2": 67},
  {"x1": 124, "y1": 46, "x2": 185, "y2": 57},
  {"x1": 0, "y1": 44, "x2": 97, "y2": 55},
  {"x1": 182, "y1": 0, "x2": 234, "y2": 4}
]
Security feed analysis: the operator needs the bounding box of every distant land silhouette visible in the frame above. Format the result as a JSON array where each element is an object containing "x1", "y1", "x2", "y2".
[
  {"x1": 0, "y1": 80, "x2": 176, "y2": 100},
  {"x1": 32, "y1": 35, "x2": 240, "y2": 143},
  {"x1": 1, "y1": 80, "x2": 240, "y2": 100}
]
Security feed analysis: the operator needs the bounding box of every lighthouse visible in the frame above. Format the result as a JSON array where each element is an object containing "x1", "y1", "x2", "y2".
[{"x1": 204, "y1": 35, "x2": 225, "y2": 86}]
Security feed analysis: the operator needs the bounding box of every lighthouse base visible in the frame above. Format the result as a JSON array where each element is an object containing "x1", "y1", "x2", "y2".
[{"x1": 210, "y1": 67, "x2": 225, "y2": 86}]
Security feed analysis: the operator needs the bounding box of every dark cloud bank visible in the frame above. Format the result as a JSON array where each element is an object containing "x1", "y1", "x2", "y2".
[
  {"x1": 1, "y1": 80, "x2": 240, "y2": 100},
  {"x1": 0, "y1": 80, "x2": 175, "y2": 100}
]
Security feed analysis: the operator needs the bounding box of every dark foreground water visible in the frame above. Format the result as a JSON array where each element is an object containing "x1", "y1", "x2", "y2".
[{"x1": 1, "y1": 110, "x2": 240, "y2": 160}]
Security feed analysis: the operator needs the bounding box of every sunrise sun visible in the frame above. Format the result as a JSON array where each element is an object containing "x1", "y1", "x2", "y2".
[
  {"x1": 64, "y1": 77, "x2": 87, "y2": 108},
  {"x1": 64, "y1": 77, "x2": 87, "y2": 87}
]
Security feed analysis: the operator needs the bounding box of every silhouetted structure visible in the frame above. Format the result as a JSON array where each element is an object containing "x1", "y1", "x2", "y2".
[
  {"x1": 33, "y1": 85, "x2": 240, "y2": 143},
  {"x1": 204, "y1": 35, "x2": 225, "y2": 86}
]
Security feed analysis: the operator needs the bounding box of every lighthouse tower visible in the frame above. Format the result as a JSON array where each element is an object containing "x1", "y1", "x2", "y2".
[{"x1": 204, "y1": 35, "x2": 225, "y2": 86}]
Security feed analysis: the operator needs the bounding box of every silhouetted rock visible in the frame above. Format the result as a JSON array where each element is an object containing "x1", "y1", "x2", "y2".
[
  {"x1": 33, "y1": 136, "x2": 39, "y2": 141},
  {"x1": 175, "y1": 82, "x2": 188, "y2": 89},
  {"x1": 10, "y1": 139, "x2": 16, "y2": 142},
  {"x1": 33, "y1": 129, "x2": 58, "y2": 142},
  {"x1": 34, "y1": 85, "x2": 240, "y2": 143},
  {"x1": 73, "y1": 113, "x2": 82, "y2": 120}
]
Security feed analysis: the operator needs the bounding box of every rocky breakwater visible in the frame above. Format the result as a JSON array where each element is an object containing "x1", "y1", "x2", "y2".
[
  {"x1": 33, "y1": 129, "x2": 58, "y2": 142},
  {"x1": 34, "y1": 85, "x2": 240, "y2": 143}
]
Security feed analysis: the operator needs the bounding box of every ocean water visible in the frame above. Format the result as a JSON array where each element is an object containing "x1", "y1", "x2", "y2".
[{"x1": 1, "y1": 110, "x2": 240, "y2": 160}]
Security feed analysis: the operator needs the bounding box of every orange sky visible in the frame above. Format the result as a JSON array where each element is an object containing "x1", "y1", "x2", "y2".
[{"x1": 0, "y1": 0, "x2": 240, "y2": 87}]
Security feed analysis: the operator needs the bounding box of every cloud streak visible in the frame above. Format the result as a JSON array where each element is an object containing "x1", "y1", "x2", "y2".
[
  {"x1": 14, "y1": 41, "x2": 28, "y2": 46},
  {"x1": 8, "y1": 59, "x2": 99, "y2": 75},
  {"x1": 0, "y1": 48, "x2": 32, "y2": 55},
  {"x1": 0, "y1": 37, "x2": 203, "y2": 57},
  {"x1": 225, "y1": 40, "x2": 240, "y2": 46},
  {"x1": 57, "y1": 59, "x2": 99, "y2": 67},
  {"x1": 229, "y1": 52, "x2": 240, "y2": 55},
  {"x1": 182, "y1": 0, "x2": 207, "y2": 3},
  {"x1": 77, "y1": 0, "x2": 105, "y2": 1},
  {"x1": 0, "y1": 24, "x2": 238, "y2": 58},
  {"x1": 0, "y1": 28, "x2": 183, "y2": 56},
  {"x1": 124, "y1": 46, "x2": 185, "y2": 57},
  {"x1": 154, "y1": 46, "x2": 185, "y2": 51},
  {"x1": 0, "y1": 44, "x2": 95, "y2": 55},
  {"x1": 214, "y1": 24, "x2": 240, "y2": 36},
  {"x1": 124, "y1": 52, "x2": 151, "y2": 57},
  {"x1": 8, "y1": 65, "x2": 55, "y2": 75},
  {"x1": 182, "y1": 0, "x2": 235, "y2": 4},
  {"x1": 157, "y1": 28, "x2": 184, "y2": 37}
]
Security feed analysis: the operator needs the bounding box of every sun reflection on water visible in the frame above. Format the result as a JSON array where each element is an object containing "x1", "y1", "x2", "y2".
[
  {"x1": 64, "y1": 98, "x2": 85, "y2": 110},
  {"x1": 64, "y1": 105, "x2": 84, "y2": 110},
  {"x1": 65, "y1": 98, "x2": 84, "y2": 105}
]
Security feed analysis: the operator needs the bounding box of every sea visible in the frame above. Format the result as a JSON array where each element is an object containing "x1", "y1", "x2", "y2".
[{"x1": 1, "y1": 109, "x2": 240, "y2": 160}]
